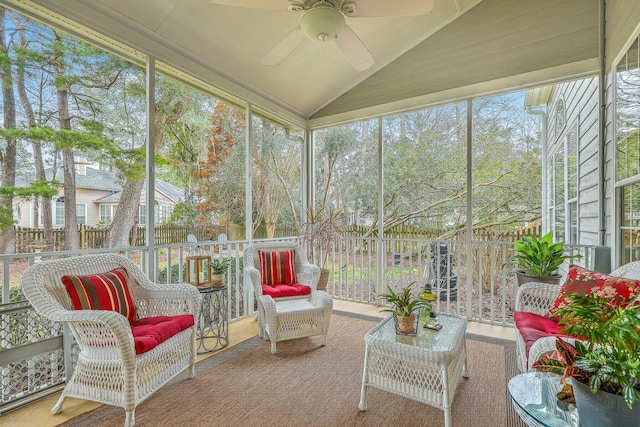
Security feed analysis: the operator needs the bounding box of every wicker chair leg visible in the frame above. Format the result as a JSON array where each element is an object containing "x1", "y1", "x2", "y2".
[
  {"x1": 270, "y1": 341, "x2": 277, "y2": 354},
  {"x1": 51, "y1": 392, "x2": 65, "y2": 414},
  {"x1": 124, "y1": 411, "x2": 135, "y2": 427}
]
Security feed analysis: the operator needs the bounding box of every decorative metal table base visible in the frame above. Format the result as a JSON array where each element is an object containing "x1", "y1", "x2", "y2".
[{"x1": 197, "y1": 285, "x2": 229, "y2": 353}]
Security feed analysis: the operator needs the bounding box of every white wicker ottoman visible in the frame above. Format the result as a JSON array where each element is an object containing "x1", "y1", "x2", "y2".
[{"x1": 359, "y1": 314, "x2": 468, "y2": 427}]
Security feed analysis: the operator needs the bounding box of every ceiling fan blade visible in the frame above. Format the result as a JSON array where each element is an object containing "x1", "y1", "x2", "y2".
[
  {"x1": 335, "y1": 26, "x2": 376, "y2": 72},
  {"x1": 209, "y1": 0, "x2": 284, "y2": 11},
  {"x1": 342, "y1": 0, "x2": 434, "y2": 17},
  {"x1": 261, "y1": 26, "x2": 306, "y2": 66}
]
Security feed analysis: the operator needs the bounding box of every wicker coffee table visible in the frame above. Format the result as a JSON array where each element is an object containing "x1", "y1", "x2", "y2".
[{"x1": 359, "y1": 313, "x2": 468, "y2": 427}]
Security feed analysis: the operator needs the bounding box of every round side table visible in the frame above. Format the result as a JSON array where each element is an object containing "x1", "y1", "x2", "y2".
[
  {"x1": 196, "y1": 285, "x2": 229, "y2": 354},
  {"x1": 508, "y1": 371, "x2": 579, "y2": 427}
]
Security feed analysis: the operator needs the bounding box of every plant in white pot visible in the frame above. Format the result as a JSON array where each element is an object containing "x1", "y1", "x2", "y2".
[
  {"x1": 300, "y1": 205, "x2": 344, "y2": 291},
  {"x1": 511, "y1": 231, "x2": 580, "y2": 286},
  {"x1": 533, "y1": 293, "x2": 640, "y2": 427}
]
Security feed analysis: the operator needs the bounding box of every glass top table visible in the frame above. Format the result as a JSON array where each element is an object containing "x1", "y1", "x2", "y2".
[{"x1": 508, "y1": 371, "x2": 580, "y2": 427}]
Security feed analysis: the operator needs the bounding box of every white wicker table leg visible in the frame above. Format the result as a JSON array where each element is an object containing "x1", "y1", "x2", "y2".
[
  {"x1": 441, "y1": 363, "x2": 452, "y2": 427},
  {"x1": 358, "y1": 342, "x2": 370, "y2": 411}
]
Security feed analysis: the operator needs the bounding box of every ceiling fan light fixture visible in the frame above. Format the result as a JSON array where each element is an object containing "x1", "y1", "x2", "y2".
[{"x1": 300, "y1": 7, "x2": 345, "y2": 42}]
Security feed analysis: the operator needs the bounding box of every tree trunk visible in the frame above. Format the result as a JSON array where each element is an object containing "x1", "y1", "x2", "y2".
[
  {"x1": 0, "y1": 9, "x2": 17, "y2": 254},
  {"x1": 53, "y1": 33, "x2": 79, "y2": 250},
  {"x1": 108, "y1": 178, "x2": 145, "y2": 247},
  {"x1": 108, "y1": 103, "x2": 177, "y2": 248},
  {"x1": 15, "y1": 20, "x2": 53, "y2": 249}
]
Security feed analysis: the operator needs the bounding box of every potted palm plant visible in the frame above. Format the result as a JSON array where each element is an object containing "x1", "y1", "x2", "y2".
[
  {"x1": 379, "y1": 282, "x2": 428, "y2": 335},
  {"x1": 532, "y1": 293, "x2": 640, "y2": 427},
  {"x1": 209, "y1": 258, "x2": 231, "y2": 287},
  {"x1": 300, "y1": 205, "x2": 344, "y2": 290},
  {"x1": 511, "y1": 231, "x2": 580, "y2": 286}
]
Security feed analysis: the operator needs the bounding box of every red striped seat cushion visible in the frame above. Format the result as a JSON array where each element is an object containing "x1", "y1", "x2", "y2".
[
  {"x1": 62, "y1": 267, "x2": 137, "y2": 322},
  {"x1": 258, "y1": 249, "x2": 297, "y2": 286}
]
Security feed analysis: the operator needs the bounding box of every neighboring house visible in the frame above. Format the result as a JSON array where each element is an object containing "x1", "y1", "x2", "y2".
[{"x1": 13, "y1": 164, "x2": 185, "y2": 228}]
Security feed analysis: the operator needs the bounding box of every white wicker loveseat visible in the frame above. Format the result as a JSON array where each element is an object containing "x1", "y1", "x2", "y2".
[
  {"x1": 20, "y1": 253, "x2": 200, "y2": 427},
  {"x1": 244, "y1": 241, "x2": 333, "y2": 354},
  {"x1": 514, "y1": 260, "x2": 640, "y2": 372}
]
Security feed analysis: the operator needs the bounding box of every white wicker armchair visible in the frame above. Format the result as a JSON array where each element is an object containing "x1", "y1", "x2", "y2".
[
  {"x1": 20, "y1": 253, "x2": 200, "y2": 427},
  {"x1": 514, "y1": 261, "x2": 640, "y2": 372},
  {"x1": 244, "y1": 241, "x2": 333, "y2": 354}
]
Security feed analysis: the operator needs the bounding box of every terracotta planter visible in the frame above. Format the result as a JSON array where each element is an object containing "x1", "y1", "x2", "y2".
[
  {"x1": 572, "y1": 379, "x2": 640, "y2": 427},
  {"x1": 515, "y1": 271, "x2": 562, "y2": 287},
  {"x1": 317, "y1": 268, "x2": 329, "y2": 291},
  {"x1": 395, "y1": 314, "x2": 416, "y2": 335}
]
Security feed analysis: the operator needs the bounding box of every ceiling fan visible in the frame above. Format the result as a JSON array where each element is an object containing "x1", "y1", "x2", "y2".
[{"x1": 209, "y1": 0, "x2": 435, "y2": 72}]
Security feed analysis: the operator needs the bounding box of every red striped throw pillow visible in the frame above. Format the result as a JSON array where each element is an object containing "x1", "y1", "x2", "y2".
[
  {"x1": 62, "y1": 267, "x2": 137, "y2": 322},
  {"x1": 258, "y1": 250, "x2": 297, "y2": 286}
]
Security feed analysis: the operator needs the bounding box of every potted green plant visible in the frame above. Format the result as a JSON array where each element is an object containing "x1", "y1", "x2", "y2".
[
  {"x1": 379, "y1": 282, "x2": 428, "y2": 335},
  {"x1": 300, "y1": 205, "x2": 344, "y2": 290},
  {"x1": 209, "y1": 258, "x2": 231, "y2": 287},
  {"x1": 532, "y1": 293, "x2": 640, "y2": 427},
  {"x1": 511, "y1": 231, "x2": 580, "y2": 286}
]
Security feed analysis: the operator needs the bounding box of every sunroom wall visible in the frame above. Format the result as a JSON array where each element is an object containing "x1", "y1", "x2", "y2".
[{"x1": 545, "y1": 78, "x2": 601, "y2": 247}]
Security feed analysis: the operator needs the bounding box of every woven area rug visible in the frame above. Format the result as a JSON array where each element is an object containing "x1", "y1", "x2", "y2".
[{"x1": 58, "y1": 311, "x2": 526, "y2": 427}]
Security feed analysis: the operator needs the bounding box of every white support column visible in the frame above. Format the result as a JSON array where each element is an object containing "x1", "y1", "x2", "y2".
[
  {"x1": 304, "y1": 128, "x2": 313, "y2": 216},
  {"x1": 376, "y1": 117, "x2": 385, "y2": 301},
  {"x1": 245, "y1": 104, "x2": 253, "y2": 242},
  {"x1": 145, "y1": 57, "x2": 156, "y2": 277},
  {"x1": 466, "y1": 99, "x2": 473, "y2": 320},
  {"x1": 244, "y1": 104, "x2": 254, "y2": 315}
]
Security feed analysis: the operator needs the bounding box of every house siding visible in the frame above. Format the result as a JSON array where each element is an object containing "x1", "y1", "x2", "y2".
[
  {"x1": 13, "y1": 171, "x2": 183, "y2": 228},
  {"x1": 546, "y1": 76, "x2": 600, "y2": 247}
]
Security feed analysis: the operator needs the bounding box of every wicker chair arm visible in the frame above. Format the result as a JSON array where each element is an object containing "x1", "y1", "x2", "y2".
[
  {"x1": 57, "y1": 309, "x2": 137, "y2": 361},
  {"x1": 296, "y1": 263, "x2": 321, "y2": 291},
  {"x1": 610, "y1": 260, "x2": 640, "y2": 280},
  {"x1": 133, "y1": 283, "x2": 200, "y2": 318},
  {"x1": 245, "y1": 266, "x2": 263, "y2": 296},
  {"x1": 527, "y1": 336, "x2": 582, "y2": 370},
  {"x1": 514, "y1": 282, "x2": 562, "y2": 315},
  {"x1": 258, "y1": 294, "x2": 277, "y2": 334},
  {"x1": 310, "y1": 290, "x2": 333, "y2": 310}
]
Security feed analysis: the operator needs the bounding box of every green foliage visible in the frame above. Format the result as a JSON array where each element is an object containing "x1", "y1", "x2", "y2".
[
  {"x1": 157, "y1": 263, "x2": 184, "y2": 283},
  {"x1": 379, "y1": 282, "x2": 427, "y2": 316},
  {"x1": 512, "y1": 231, "x2": 580, "y2": 276},
  {"x1": 0, "y1": 287, "x2": 25, "y2": 304},
  {"x1": 168, "y1": 202, "x2": 198, "y2": 227},
  {"x1": 210, "y1": 258, "x2": 231, "y2": 274},
  {"x1": 533, "y1": 293, "x2": 640, "y2": 409}
]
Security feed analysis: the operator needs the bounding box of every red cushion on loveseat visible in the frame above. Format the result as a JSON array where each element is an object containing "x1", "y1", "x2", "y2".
[
  {"x1": 514, "y1": 311, "x2": 563, "y2": 359},
  {"x1": 261, "y1": 283, "x2": 311, "y2": 298},
  {"x1": 131, "y1": 314, "x2": 195, "y2": 355}
]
